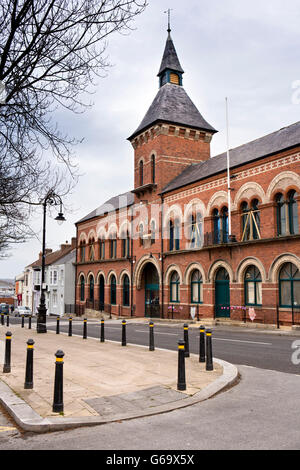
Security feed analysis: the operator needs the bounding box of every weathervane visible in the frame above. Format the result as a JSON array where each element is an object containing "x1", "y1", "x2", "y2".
[{"x1": 164, "y1": 8, "x2": 173, "y2": 35}]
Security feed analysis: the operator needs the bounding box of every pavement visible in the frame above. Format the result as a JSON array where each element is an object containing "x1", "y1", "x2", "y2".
[{"x1": 0, "y1": 319, "x2": 238, "y2": 433}]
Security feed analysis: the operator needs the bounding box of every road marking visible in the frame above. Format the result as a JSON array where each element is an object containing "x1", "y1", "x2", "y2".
[
  {"x1": 212, "y1": 337, "x2": 272, "y2": 346},
  {"x1": 135, "y1": 329, "x2": 178, "y2": 336},
  {"x1": 0, "y1": 426, "x2": 16, "y2": 433}
]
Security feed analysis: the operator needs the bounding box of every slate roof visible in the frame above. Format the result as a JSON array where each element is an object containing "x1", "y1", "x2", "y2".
[
  {"x1": 162, "y1": 121, "x2": 300, "y2": 194},
  {"x1": 157, "y1": 33, "x2": 184, "y2": 76},
  {"x1": 128, "y1": 83, "x2": 217, "y2": 141},
  {"x1": 76, "y1": 191, "x2": 134, "y2": 224},
  {"x1": 28, "y1": 245, "x2": 74, "y2": 269}
]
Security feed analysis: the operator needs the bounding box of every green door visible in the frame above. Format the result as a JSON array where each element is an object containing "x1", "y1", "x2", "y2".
[{"x1": 215, "y1": 268, "x2": 230, "y2": 318}]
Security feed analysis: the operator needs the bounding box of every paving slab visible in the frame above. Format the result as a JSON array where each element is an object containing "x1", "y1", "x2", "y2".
[{"x1": 0, "y1": 323, "x2": 238, "y2": 432}]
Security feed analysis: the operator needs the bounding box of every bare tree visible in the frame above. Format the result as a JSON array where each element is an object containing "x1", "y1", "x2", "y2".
[{"x1": 0, "y1": 0, "x2": 147, "y2": 254}]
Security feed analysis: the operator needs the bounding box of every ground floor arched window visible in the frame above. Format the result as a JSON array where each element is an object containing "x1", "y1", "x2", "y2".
[
  {"x1": 123, "y1": 275, "x2": 130, "y2": 306},
  {"x1": 244, "y1": 265, "x2": 262, "y2": 306},
  {"x1": 110, "y1": 275, "x2": 117, "y2": 305},
  {"x1": 89, "y1": 275, "x2": 94, "y2": 301},
  {"x1": 80, "y1": 275, "x2": 85, "y2": 301},
  {"x1": 170, "y1": 271, "x2": 180, "y2": 302},
  {"x1": 279, "y1": 263, "x2": 300, "y2": 308},
  {"x1": 190, "y1": 269, "x2": 203, "y2": 303}
]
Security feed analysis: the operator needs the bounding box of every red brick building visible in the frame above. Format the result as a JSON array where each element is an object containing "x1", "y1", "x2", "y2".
[{"x1": 75, "y1": 30, "x2": 300, "y2": 326}]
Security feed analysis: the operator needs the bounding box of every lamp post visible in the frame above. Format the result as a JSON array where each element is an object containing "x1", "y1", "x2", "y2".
[{"x1": 36, "y1": 191, "x2": 66, "y2": 333}]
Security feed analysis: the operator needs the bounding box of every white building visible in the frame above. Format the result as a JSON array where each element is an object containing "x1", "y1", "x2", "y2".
[{"x1": 22, "y1": 239, "x2": 76, "y2": 316}]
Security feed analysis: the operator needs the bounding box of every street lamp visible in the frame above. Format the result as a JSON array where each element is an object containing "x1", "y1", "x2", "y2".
[{"x1": 36, "y1": 191, "x2": 66, "y2": 333}]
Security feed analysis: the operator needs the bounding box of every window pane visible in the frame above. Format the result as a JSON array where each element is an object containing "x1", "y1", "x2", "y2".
[
  {"x1": 191, "y1": 283, "x2": 198, "y2": 302},
  {"x1": 280, "y1": 280, "x2": 292, "y2": 306},
  {"x1": 256, "y1": 282, "x2": 262, "y2": 305},
  {"x1": 293, "y1": 280, "x2": 300, "y2": 306},
  {"x1": 171, "y1": 282, "x2": 177, "y2": 301},
  {"x1": 280, "y1": 263, "x2": 291, "y2": 279},
  {"x1": 247, "y1": 282, "x2": 255, "y2": 304}
]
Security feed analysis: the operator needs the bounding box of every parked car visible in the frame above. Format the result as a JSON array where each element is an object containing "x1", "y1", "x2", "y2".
[
  {"x1": 14, "y1": 306, "x2": 33, "y2": 317},
  {"x1": 0, "y1": 303, "x2": 9, "y2": 314}
]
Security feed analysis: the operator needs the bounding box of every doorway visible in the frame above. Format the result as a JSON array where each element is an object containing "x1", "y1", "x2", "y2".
[
  {"x1": 142, "y1": 263, "x2": 160, "y2": 318},
  {"x1": 215, "y1": 267, "x2": 230, "y2": 318}
]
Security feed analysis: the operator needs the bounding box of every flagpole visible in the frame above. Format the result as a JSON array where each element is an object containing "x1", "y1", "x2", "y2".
[{"x1": 225, "y1": 97, "x2": 232, "y2": 238}]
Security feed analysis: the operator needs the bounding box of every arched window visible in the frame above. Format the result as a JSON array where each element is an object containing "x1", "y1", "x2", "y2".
[
  {"x1": 99, "y1": 237, "x2": 105, "y2": 260},
  {"x1": 109, "y1": 233, "x2": 117, "y2": 259},
  {"x1": 139, "y1": 160, "x2": 144, "y2": 186},
  {"x1": 276, "y1": 193, "x2": 286, "y2": 236},
  {"x1": 80, "y1": 241, "x2": 86, "y2": 262},
  {"x1": 215, "y1": 267, "x2": 229, "y2": 281},
  {"x1": 170, "y1": 271, "x2": 180, "y2": 302},
  {"x1": 191, "y1": 270, "x2": 203, "y2": 304},
  {"x1": 88, "y1": 238, "x2": 95, "y2": 261},
  {"x1": 169, "y1": 219, "x2": 174, "y2": 251},
  {"x1": 139, "y1": 223, "x2": 144, "y2": 247},
  {"x1": 213, "y1": 209, "x2": 220, "y2": 244},
  {"x1": 189, "y1": 213, "x2": 203, "y2": 249},
  {"x1": 174, "y1": 218, "x2": 180, "y2": 251},
  {"x1": 276, "y1": 191, "x2": 299, "y2": 236},
  {"x1": 244, "y1": 266, "x2": 262, "y2": 306},
  {"x1": 80, "y1": 275, "x2": 85, "y2": 301},
  {"x1": 213, "y1": 208, "x2": 228, "y2": 244},
  {"x1": 288, "y1": 190, "x2": 299, "y2": 235},
  {"x1": 123, "y1": 275, "x2": 130, "y2": 307},
  {"x1": 150, "y1": 220, "x2": 156, "y2": 245},
  {"x1": 169, "y1": 218, "x2": 180, "y2": 251},
  {"x1": 151, "y1": 155, "x2": 155, "y2": 184},
  {"x1": 279, "y1": 263, "x2": 300, "y2": 308},
  {"x1": 241, "y1": 199, "x2": 261, "y2": 241},
  {"x1": 221, "y1": 207, "x2": 229, "y2": 243},
  {"x1": 121, "y1": 230, "x2": 130, "y2": 258},
  {"x1": 110, "y1": 275, "x2": 116, "y2": 305},
  {"x1": 89, "y1": 275, "x2": 94, "y2": 301}
]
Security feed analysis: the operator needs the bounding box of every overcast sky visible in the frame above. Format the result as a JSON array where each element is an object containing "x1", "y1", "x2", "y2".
[{"x1": 1, "y1": 0, "x2": 299, "y2": 279}]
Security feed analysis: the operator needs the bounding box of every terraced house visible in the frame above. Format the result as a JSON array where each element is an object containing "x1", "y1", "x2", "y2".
[{"x1": 75, "y1": 29, "x2": 300, "y2": 327}]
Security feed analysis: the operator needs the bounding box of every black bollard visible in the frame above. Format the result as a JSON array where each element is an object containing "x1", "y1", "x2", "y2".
[
  {"x1": 149, "y1": 321, "x2": 155, "y2": 351},
  {"x1": 1, "y1": 313, "x2": 4, "y2": 325},
  {"x1": 68, "y1": 316, "x2": 72, "y2": 337},
  {"x1": 28, "y1": 315, "x2": 32, "y2": 330},
  {"x1": 183, "y1": 323, "x2": 190, "y2": 358},
  {"x1": 56, "y1": 316, "x2": 60, "y2": 334},
  {"x1": 24, "y1": 339, "x2": 34, "y2": 389},
  {"x1": 3, "y1": 331, "x2": 12, "y2": 373},
  {"x1": 6, "y1": 314, "x2": 9, "y2": 327},
  {"x1": 177, "y1": 339, "x2": 186, "y2": 391},
  {"x1": 205, "y1": 329, "x2": 213, "y2": 371},
  {"x1": 199, "y1": 325, "x2": 206, "y2": 363},
  {"x1": 21, "y1": 315, "x2": 24, "y2": 328},
  {"x1": 121, "y1": 320, "x2": 126, "y2": 346},
  {"x1": 100, "y1": 318, "x2": 105, "y2": 343},
  {"x1": 83, "y1": 318, "x2": 87, "y2": 339},
  {"x1": 52, "y1": 350, "x2": 64, "y2": 413}
]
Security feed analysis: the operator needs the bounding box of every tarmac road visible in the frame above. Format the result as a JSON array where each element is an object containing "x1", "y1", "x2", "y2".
[{"x1": 23, "y1": 317, "x2": 300, "y2": 375}]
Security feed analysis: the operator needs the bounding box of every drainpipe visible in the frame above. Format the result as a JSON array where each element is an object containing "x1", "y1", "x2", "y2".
[
  {"x1": 130, "y1": 207, "x2": 134, "y2": 316},
  {"x1": 74, "y1": 224, "x2": 78, "y2": 315},
  {"x1": 160, "y1": 195, "x2": 164, "y2": 319}
]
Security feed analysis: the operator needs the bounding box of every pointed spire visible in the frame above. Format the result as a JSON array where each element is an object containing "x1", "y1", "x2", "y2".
[{"x1": 157, "y1": 32, "x2": 184, "y2": 78}]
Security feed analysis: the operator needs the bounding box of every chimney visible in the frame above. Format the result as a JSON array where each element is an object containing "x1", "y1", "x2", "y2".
[
  {"x1": 71, "y1": 237, "x2": 77, "y2": 249},
  {"x1": 60, "y1": 242, "x2": 71, "y2": 251}
]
